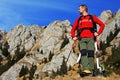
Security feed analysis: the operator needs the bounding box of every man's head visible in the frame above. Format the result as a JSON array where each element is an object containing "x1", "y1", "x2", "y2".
[{"x1": 78, "y1": 4, "x2": 88, "y2": 15}]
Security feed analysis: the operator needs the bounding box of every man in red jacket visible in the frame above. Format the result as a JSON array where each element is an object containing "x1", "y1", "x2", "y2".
[{"x1": 71, "y1": 4, "x2": 105, "y2": 75}]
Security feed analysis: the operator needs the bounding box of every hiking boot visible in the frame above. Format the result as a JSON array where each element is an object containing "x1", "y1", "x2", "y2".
[
  {"x1": 80, "y1": 70, "x2": 92, "y2": 77},
  {"x1": 83, "y1": 69, "x2": 92, "y2": 74}
]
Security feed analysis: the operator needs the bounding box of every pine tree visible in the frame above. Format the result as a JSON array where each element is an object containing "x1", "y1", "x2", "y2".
[
  {"x1": 19, "y1": 65, "x2": 29, "y2": 77},
  {"x1": 60, "y1": 35, "x2": 69, "y2": 50}
]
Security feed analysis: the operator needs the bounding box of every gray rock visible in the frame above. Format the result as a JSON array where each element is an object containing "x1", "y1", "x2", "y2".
[
  {"x1": 100, "y1": 9, "x2": 120, "y2": 42},
  {"x1": 38, "y1": 20, "x2": 71, "y2": 55},
  {"x1": 7, "y1": 24, "x2": 42, "y2": 53},
  {"x1": 42, "y1": 41, "x2": 77, "y2": 73},
  {"x1": 100, "y1": 20, "x2": 116, "y2": 42},
  {"x1": 99, "y1": 10, "x2": 113, "y2": 22},
  {"x1": 24, "y1": 37, "x2": 35, "y2": 50},
  {"x1": 115, "y1": 9, "x2": 120, "y2": 28},
  {"x1": 0, "y1": 64, "x2": 21, "y2": 80}
]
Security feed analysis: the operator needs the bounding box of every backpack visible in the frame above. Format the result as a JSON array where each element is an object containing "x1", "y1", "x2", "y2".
[{"x1": 76, "y1": 15, "x2": 97, "y2": 37}]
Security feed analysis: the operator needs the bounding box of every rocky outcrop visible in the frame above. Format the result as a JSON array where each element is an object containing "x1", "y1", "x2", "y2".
[
  {"x1": 99, "y1": 10, "x2": 113, "y2": 22},
  {"x1": 0, "y1": 20, "x2": 77, "y2": 80},
  {"x1": 99, "y1": 9, "x2": 120, "y2": 46},
  {"x1": 0, "y1": 30, "x2": 7, "y2": 59},
  {"x1": 7, "y1": 24, "x2": 42, "y2": 52}
]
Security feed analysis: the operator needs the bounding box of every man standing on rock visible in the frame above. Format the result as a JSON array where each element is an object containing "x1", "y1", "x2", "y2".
[{"x1": 71, "y1": 4, "x2": 105, "y2": 76}]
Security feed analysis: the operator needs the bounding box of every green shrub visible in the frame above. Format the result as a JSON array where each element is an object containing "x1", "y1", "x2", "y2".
[
  {"x1": 105, "y1": 45, "x2": 120, "y2": 75},
  {"x1": 0, "y1": 55, "x2": 3, "y2": 62},
  {"x1": 19, "y1": 65, "x2": 29, "y2": 77},
  {"x1": 50, "y1": 57, "x2": 68, "y2": 79},
  {"x1": 59, "y1": 57, "x2": 68, "y2": 75},
  {"x1": 29, "y1": 64, "x2": 37, "y2": 80},
  {"x1": 40, "y1": 50, "x2": 43, "y2": 54},
  {"x1": 0, "y1": 47, "x2": 26, "y2": 75},
  {"x1": 1, "y1": 42, "x2": 9, "y2": 57},
  {"x1": 49, "y1": 51, "x2": 54, "y2": 61},
  {"x1": 99, "y1": 24, "x2": 120, "y2": 76},
  {"x1": 60, "y1": 35, "x2": 69, "y2": 50}
]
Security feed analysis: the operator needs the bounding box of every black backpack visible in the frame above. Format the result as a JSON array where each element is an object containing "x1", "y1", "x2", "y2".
[{"x1": 76, "y1": 15, "x2": 97, "y2": 37}]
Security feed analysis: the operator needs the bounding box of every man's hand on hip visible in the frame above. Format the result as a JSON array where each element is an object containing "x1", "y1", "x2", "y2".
[
  {"x1": 73, "y1": 37, "x2": 78, "y2": 41},
  {"x1": 94, "y1": 32, "x2": 98, "y2": 37}
]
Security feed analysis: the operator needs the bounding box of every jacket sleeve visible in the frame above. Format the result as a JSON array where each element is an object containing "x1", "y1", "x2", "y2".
[
  {"x1": 93, "y1": 16, "x2": 105, "y2": 35},
  {"x1": 71, "y1": 18, "x2": 79, "y2": 38}
]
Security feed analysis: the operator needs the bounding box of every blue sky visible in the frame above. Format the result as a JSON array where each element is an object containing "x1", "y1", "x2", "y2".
[{"x1": 0, "y1": 0, "x2": 120, "y2": 32}]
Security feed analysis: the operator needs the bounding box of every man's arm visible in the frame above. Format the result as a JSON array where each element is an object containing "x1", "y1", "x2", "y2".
[
  {"x1": 71, "y1": 18, "x2": 79, "y2": 39},
  {"x1": 93, "y1": 16, "x2": 105, "y2": 36}
]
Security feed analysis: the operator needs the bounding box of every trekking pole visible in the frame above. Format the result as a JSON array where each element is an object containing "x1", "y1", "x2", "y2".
[
  {"x1": 76, "y1": 52, "x2": 81, "y2": 63},
  {"x1": 66, "y1": 40, "x2": 77, "y2": 63},
  {"x1": 95, "y1": 37, "x2": 102, "y2": 75}
]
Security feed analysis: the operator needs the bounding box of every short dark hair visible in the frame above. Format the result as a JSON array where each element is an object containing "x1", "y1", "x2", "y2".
[{"x1": 80, "y1": 4, "x2": 88, "y2": 12}]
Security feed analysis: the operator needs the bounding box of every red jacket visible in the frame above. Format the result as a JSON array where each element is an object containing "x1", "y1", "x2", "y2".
[{"x1": 71, "y1": 15, "x2": 105, "y2": 38}]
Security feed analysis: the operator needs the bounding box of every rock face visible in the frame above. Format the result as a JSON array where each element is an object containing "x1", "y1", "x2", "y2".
[
  {"x1": 0, "y1": 9, "x2": 120, "y2": 80},
  {"x1": 0, "y1": 20, "x2": 77, "y2": 80},
  {"x1": 0, "y1": 30, "x2": 7, "y2": 59},
  {"x1": 99, "y1": 10, "x2": 113, "y2": 22},
  {"x1": 99, "y1": 9, "x2": 120, "y2": 46},
  {"x1": 7, "y1": 24, "x2": 42, "y2": 52}
]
